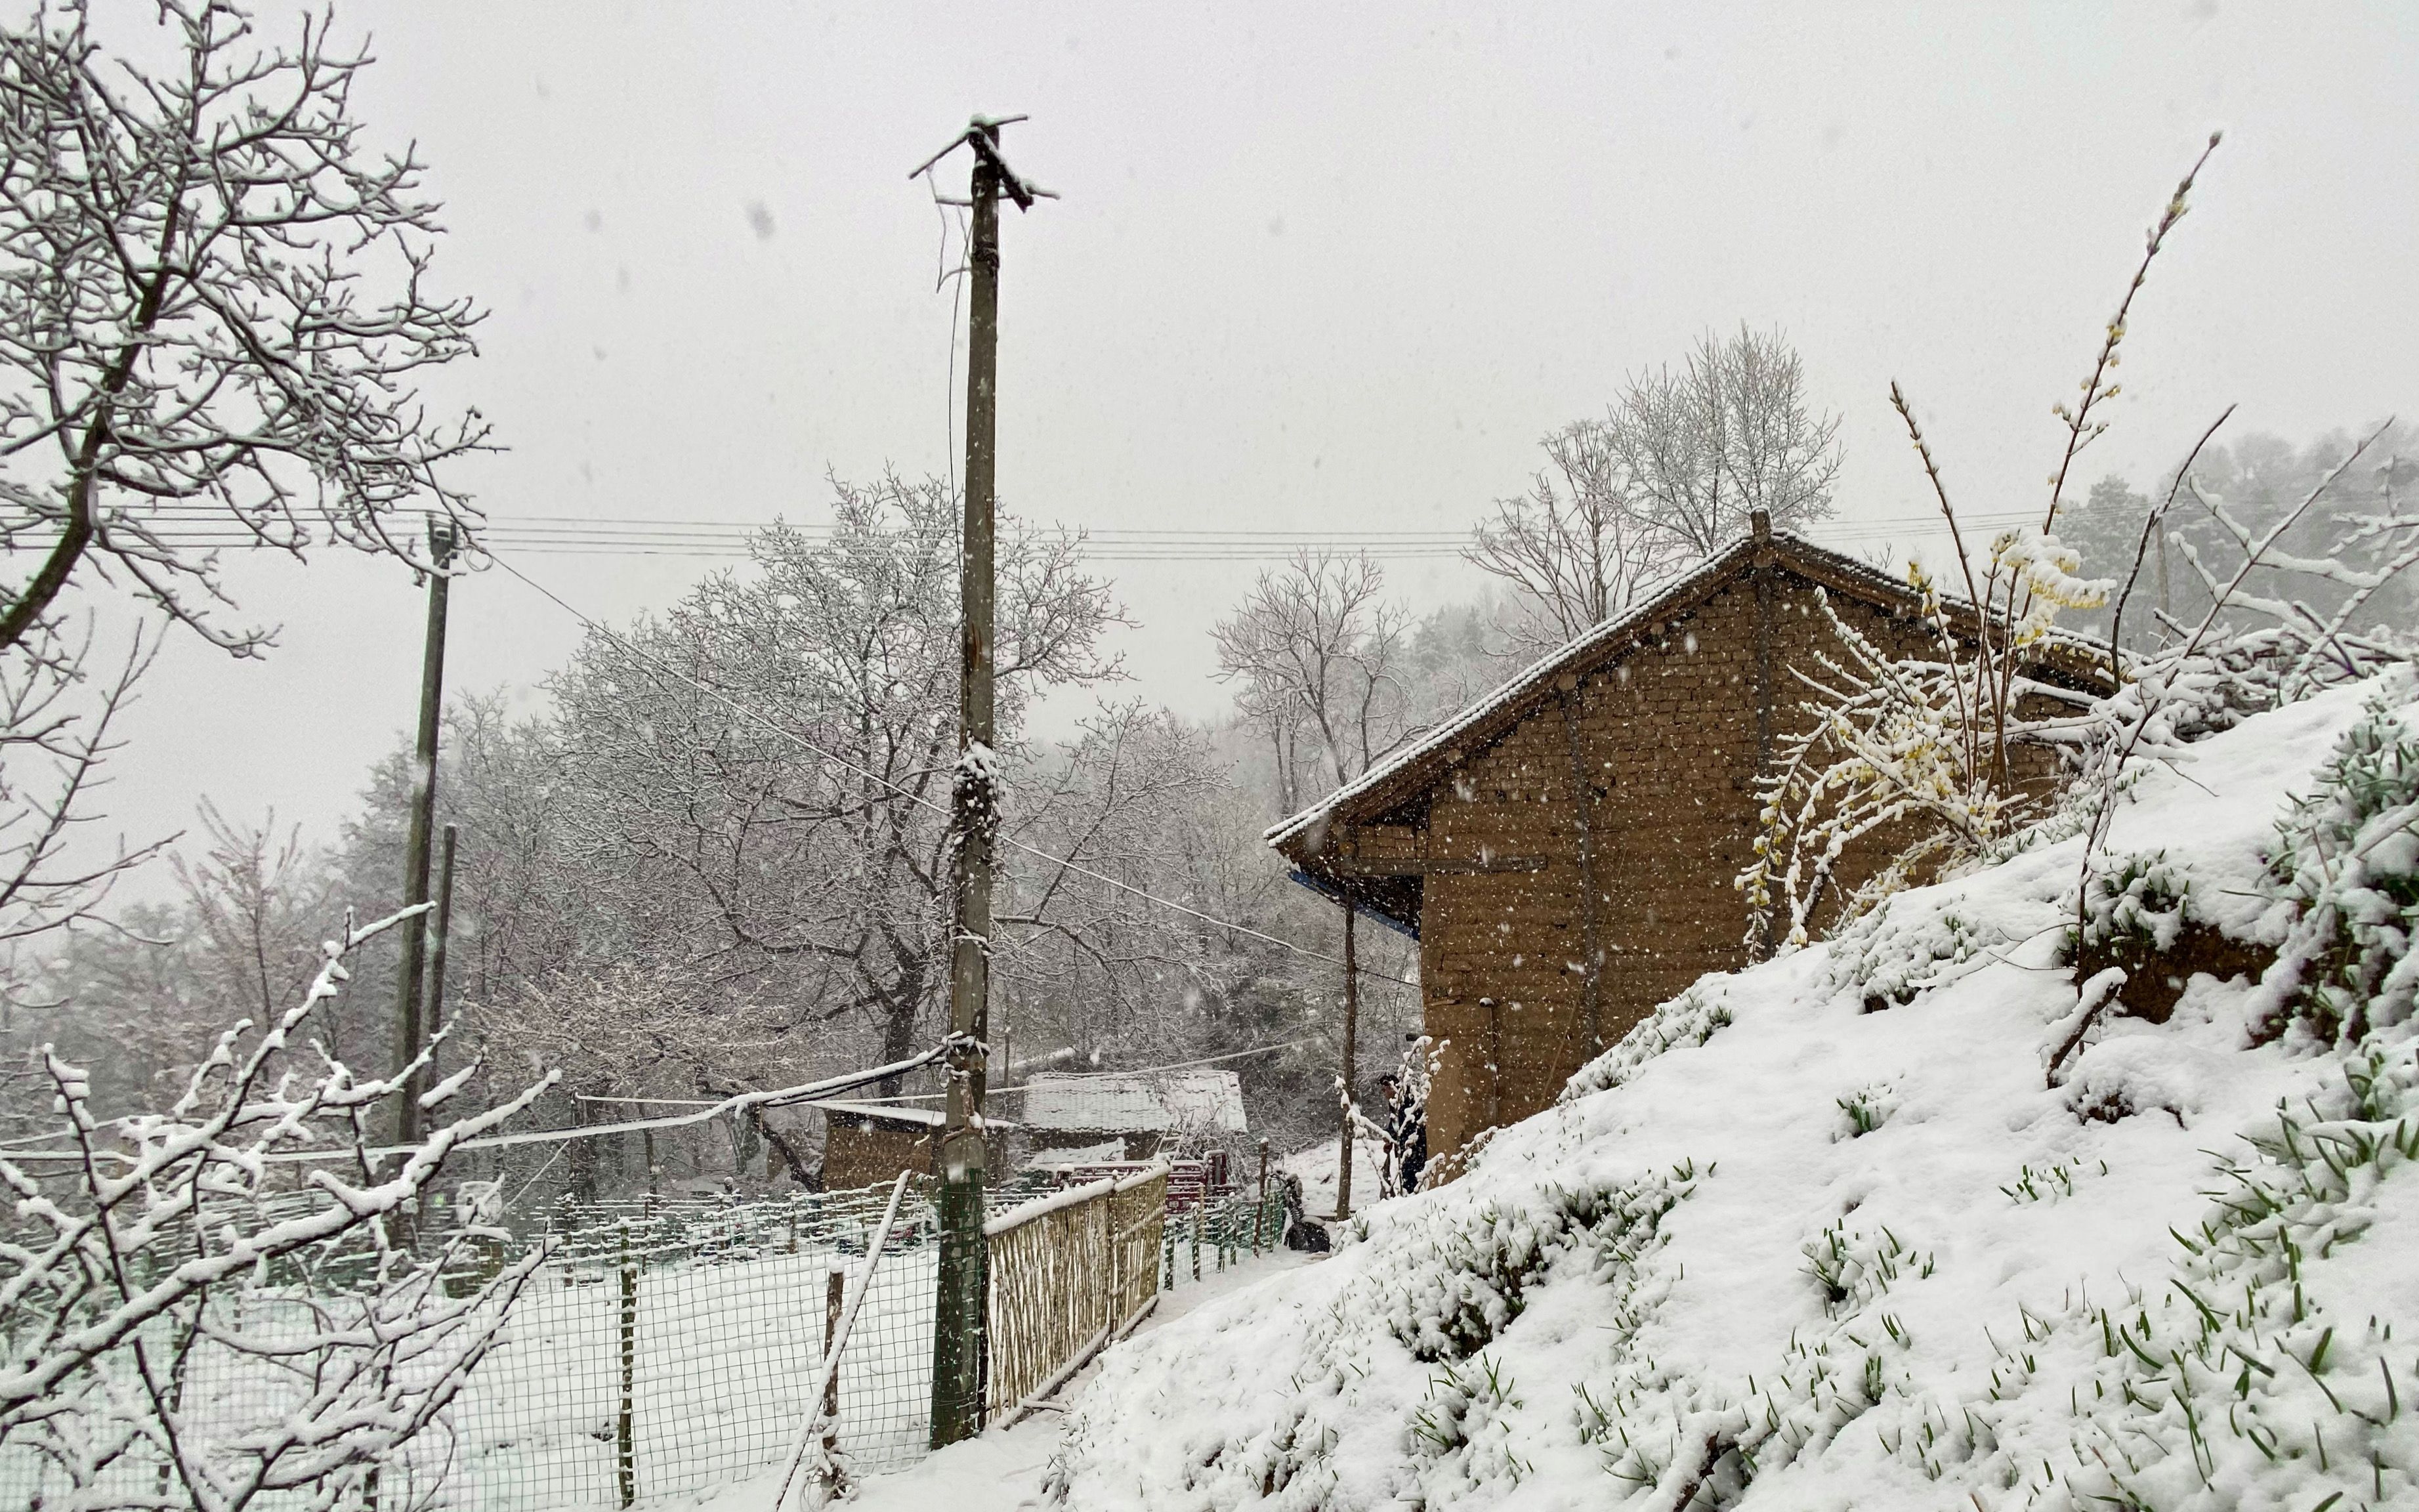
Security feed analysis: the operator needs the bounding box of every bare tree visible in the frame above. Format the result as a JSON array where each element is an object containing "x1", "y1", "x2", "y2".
[
  {"x1": 1212, "y1": 550, "x2": 1410, "y2": 1218},
  {"x1": 1466, "y1": 419, "x2": 1679, "y2": 654},
  {"x1": 993, "y1": 702, "x2": 1226, "y2": 1062},
  {"x1": 0, "y1": 621, "x2": 163, "y2": 950},
  {"x1": 1212, "y1": 549, "x2": 1410, "y2": 801},
  {"x1": 0, "y1": 0, "x2": 488, "y2": 656},
  {"x1": 170, "y1": 801, "x2": 332, "y2": 1022},
  {"x1": 1467, "y1": 326, "x2": 1840, "y2": 646},
  {"x1": 1611, "y1": 324, "x2": 1842, "y2": 556}
]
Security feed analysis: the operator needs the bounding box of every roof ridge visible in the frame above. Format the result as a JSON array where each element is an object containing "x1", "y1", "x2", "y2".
[{"x1": 1266, "y1": 529, "x2": 1907, "y2": 847}]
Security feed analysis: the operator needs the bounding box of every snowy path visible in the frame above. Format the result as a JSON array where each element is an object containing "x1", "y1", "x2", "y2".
[{"x1": 687, "y1": 1248, "x2": 1320, "y2": 1512}]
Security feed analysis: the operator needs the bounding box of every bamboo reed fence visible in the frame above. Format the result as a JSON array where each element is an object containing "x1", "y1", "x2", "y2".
[{"x1": 983, "y1": 1164, "x2": 1168, "y2": 1417}]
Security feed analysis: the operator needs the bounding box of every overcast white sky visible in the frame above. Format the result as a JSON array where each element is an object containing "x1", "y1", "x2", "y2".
[{"x1": 82, "y1": 2, "x2": 2419, "y2": 895}]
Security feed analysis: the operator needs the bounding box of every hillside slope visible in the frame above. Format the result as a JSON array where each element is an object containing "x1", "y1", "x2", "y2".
[{"x1": 1045, "y1": 674, "x2": 2419, "y2": 1511}]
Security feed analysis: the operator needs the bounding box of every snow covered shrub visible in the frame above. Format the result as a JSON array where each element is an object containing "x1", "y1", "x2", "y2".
[
  {"x1": 1378, "y1": 1176, "x2": 1691, "y2": 1363},
  {"x1": 2258, "y1": 687, "x2": 2419, "y2": 1045},
  {"x1": 0, "y1": 909, "x2": 555, "y2": 1509},
  {"x1": 1559, "y1": 981, "x2": 1734, "y2": 1103},
  {"x1": 1801, "y1": 1218, "x2": 1934, "y2": 1317},
  {"x1": 1998, "y1": 1153, "x2": 2107, "y2": 1206},
  {"x1": 2072, "y1": 852, "x2": 2191, "y2": 958},
  {"x1": 1836, "y1": 1084, "x2": 1893, "y2": 1139},
  {"x1": 1826, "y1": 894, "x2": 2002, "y2": 1013},
  {"x1": 1737, "y1": 568, "x2": 2102, "y2": 954}
]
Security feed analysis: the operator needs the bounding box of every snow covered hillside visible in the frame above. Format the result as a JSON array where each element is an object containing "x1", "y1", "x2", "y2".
[{"x1": 1044, "y1": 674, "x2": 2419, "y2": 1511}]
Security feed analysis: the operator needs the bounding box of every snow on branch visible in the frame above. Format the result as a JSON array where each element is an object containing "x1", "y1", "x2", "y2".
[
  {"x1": 0, "y1": 903, "x2": 557, "y2": 1508},
  {"x1": 0, "y1": 0, "x2": 494, "y2": 661}
]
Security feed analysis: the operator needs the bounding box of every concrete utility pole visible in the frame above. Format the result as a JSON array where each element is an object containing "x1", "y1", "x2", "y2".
[
  {"x1": 916, "y1": 114, "x2": 1046, "y2": 1450},
  {"x1": 394, "y1": 520, "x2": 458, "y2": 1149}
]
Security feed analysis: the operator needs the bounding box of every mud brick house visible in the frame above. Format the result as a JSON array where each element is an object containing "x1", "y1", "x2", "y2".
[
  {"x1": 810, "y1": 1099, "x2": 1015, "y2": 1190},
  {"x1": 1269, "y1": 513, "x2": 2085, "y2": 1169}
]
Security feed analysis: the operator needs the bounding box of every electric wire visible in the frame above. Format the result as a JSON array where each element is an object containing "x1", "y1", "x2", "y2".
[
  {"x1": 788, "y1": 1036, "x2": 1337, "y2": 1104},
  {"x1": 0, "y1": 1043, "x2": 959, "y2": 1167},
  {"x1": 570, "y1": 1035, "x2": 1336, "y2": 1109},
  {"x1": 106, "y1": 506, "x2": 2040, "y2": 562}
]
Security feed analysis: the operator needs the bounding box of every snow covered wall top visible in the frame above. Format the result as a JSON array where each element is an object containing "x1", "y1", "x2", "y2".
[{"x1": 1051, "y1": 672, "x2": 2419, "y2": 1511}]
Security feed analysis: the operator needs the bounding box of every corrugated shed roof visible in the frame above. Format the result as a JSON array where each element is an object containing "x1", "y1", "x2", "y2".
[{"x1": 1018, "y1": 1069, "x2": 1249, "y2": 1135}]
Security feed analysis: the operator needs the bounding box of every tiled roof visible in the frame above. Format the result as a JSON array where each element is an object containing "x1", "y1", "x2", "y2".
[
  {"x1": 1017, "y1": 1069, "x2": 1250, "y2": 1135},
  {"x1": 1265, "y1": 529, "x2": 1917, "y2": 848}
]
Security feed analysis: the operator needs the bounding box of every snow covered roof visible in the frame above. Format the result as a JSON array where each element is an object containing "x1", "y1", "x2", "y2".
[
  {"x1": 1264, "y1": 526, "x2": 1948, "y2": 850},
  {"x1": 806, "y1": 1099, "x2": 1020, "y2": 1132},
  {"x1": 1017, "y1": 1069, "x2": 1249, "y2": 1135},
  {"x1": 807, "y1": 1099, "x2": 946, "y2": 1129}
]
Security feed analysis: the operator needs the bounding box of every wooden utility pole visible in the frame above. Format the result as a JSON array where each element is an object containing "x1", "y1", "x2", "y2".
[
  {"x1": 1336, "y1": 903, "x2": 1358, "y2": 1219},
  {"x1": 394, "y1": 520, "x2": 458, "y2": 1149},
  {"x1": 919, "y1": 115, "x2": 1044, "y2": 1450},
  {"x1": 426, "y1": 824, "x2": 460, "y2": 1059}
]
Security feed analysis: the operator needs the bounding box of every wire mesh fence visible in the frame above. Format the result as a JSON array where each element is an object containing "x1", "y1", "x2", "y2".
[
  {"x1": 438, "y1": 1183, "x2": 941, "y2": 1510},
  {"x1": 1159, "y1": 1185, "x2": 1286, "y2": 1290},
  {"x1": 1, "y1": 1171, "x2": 1289, "y2": 1510},
  {"x1": 0, "y1": 1181, "x2": 944, "y2": 1512}
]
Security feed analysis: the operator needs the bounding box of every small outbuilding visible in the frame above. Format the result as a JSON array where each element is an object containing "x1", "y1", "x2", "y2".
[
  {"x1": 1015, "y1": 1069, "x2": 1250, "y2": 1162},
  {"x1": 810, "y1": 1100, "x2": 1016, "y2": 1190}
]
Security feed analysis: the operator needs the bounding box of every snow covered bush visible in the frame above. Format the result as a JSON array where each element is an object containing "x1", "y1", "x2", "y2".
[
  {"x1": 1748, "y1": 134, "x2": 2415, "y2": 959},
  {"x1": 0, "y1": 907, "x2": 554, "y2": 1509},
  {"x1": 1559, "y1": 982, "x2": 1735, "y2": 1104},
  {"x1": 1825, "y1": 896, "x2": 2004, "y2": 1015},
  {"x1": 2256, "y1": 686, "x2": 2419, "y2": 1046},
  {"x1": 2072, "y1": 852, "x2": 2192, "y2": 959}
]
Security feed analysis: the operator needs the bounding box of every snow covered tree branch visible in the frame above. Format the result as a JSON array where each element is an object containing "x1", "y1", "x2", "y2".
[
  {"x1": 0, "y1": 0, "x2": 491, "y2": 661},
  {"x1": 0, "y1": 903, "x2": 555, "y2": 1509}
]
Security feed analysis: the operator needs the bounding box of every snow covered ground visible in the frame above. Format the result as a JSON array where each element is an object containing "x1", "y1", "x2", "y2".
[
  {"x1": 1038, "y1": 675, "x2": 2419, "y2": 1509},
  {"x1": 686, "y1": 1249, "x2": 1322, "y2": 1512},
  {"x1": 1282, "y1": 1133, "x2": 1390, "y2": 1224}
]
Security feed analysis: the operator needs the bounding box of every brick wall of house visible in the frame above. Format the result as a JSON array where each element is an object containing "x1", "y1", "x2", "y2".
[
  {"x1": 1416, "y1": 568, "x2": 1931, "y2": 1162},
  {"x1": 821, "y1": 1120, "x2": 935, "y2": 1190}
]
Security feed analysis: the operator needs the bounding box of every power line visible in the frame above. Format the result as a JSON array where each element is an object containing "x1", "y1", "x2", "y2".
[
  {"x1": 569, "y1": 1034, "x2": 1333, "y2": 1109},
  {"x1": 104, "y1": 507, "x2": 2039, "y2": 563},
  {"x1": 799, "y1": 1036, "x2": 1336, "y2": 1104},
  {"x1": 2, "y1": 1042, "x2": 959, "y2": 1168},
  {"x1": 486, "y1": 549, "x2": 1424, "y2": 988}
]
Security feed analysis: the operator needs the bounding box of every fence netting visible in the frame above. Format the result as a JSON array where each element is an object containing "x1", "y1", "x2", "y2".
[
  {"x1": 2, "y1": 1175, "x2": 1294, "y2": 1510},
  {"x1": 443, "y1": 1184, "x2": 938, "y2": 1510},
  {"x1": 1, "y1": 1182, "x2": 943, "y2": 1512}
]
